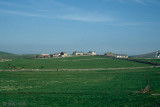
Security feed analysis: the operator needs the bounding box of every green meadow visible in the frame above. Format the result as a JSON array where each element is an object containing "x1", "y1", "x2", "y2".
[
  {"x1": 0, "y1": 56, "x2": 150, "y2": 69},
  {"x1": 0, "y1": 56, "x2": 160, "y2": 106},
  {"x1": 134, "y1": 58, "x2": 160, "y2": 65}
]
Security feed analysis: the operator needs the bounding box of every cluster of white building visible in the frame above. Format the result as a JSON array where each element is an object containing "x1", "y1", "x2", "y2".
[
  {"x1": 104, "y1": 52, "x2": 128, "y2": 59},
  {"x1": 36, "y1": 52, "x2": 69, "y2": 58},
  {"x1": 72, "y1": 51, "x2": 97, "y2": 56},
  {"x1": 36, "y1": 51, "x2": 97, "y2": 58},
  {"x1": 36, "y1": 51, "x2": 129, "y2": 59}
]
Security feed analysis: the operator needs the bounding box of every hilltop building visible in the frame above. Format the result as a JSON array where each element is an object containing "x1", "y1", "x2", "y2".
[
  {"x1": 36, "y1": 53, "x2": 50, "y2": 58},
  {"x1": 104, "y1": 52, "x2": 115, "y2": 57},
  {"x1": 60, "y1": 52, "x2": 68, "y2": 57},
  {"x1": 72, "y1": 51, "x2": 97, "y2": 56},
  {"x1": 88, "y1": 51, "x2": 97, "y2": 55},
  {"x1": 52, "y1": 53, "x2": 61, "y2": 57},
  {"x1": 156, "y1": 52, "x2": 160, "y2": 58},
  {"x1": 115, "y1": 54, "x2": 128, "y2": 59},
  {"x1": 36, "y1": 54, "x2": 49, "y2": 58},
  {"x1": 104, "y1": 52, "x2": 128, "y2": 59},
  {"x1": 73, "y1": 51, "x2": 84, "y2": 56}
]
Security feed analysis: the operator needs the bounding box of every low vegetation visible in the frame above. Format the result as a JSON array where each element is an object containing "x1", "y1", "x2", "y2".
[
  {"x1": 134, "y1": 58, "x2": 160, "y2": 65},
  {"x1": 0, "y1": 56, "x2": 150, "y2": 69},
  {"x1": 0, "y1": 68, "x2": 160, "y2": 106},
  {"x1": 0, "y1": 56, "x2": 160, "y2": 106}
]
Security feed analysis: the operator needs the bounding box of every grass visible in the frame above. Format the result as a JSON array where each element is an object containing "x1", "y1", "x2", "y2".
[
  {"x1": 134, "y1": 58, "x2": 160, "y2": 64},
  {"x1": 0, "y1": 68, "x2": 160, "y2": 106},
  {"x1": 0, "y1": 56, "x2": 159, "y2": 106},
  {"x1": 0, "y1": 56, "x2": 150, "y2": 69},
  {"x1": 0, "y1": 51, "x2": 36, "y2": 59}
]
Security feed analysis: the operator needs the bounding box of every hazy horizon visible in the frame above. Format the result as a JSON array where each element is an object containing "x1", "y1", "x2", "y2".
[{"x1": 1, "y1": 49, "x2": 160, "y2": 56}]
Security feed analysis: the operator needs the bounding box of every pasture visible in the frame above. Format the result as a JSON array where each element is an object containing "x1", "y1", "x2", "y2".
[
  {"x1": 0, "y1": 56, "x2": 150, "y2": 69},
  {"x1": 0, "y1": 56, "x2": 160, "y2": 106},
  {"x1": 134, "y1": 58, "x2": 160, "y2": 65}
]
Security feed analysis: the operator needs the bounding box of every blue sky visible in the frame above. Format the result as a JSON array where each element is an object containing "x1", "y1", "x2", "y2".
[{"x1": 0, "y1": 0, "x2": 160, "y2": 55}]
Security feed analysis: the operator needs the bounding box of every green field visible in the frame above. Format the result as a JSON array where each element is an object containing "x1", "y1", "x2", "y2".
[
  {"x1": 134, "y1": 58, "x2": 160, "y2": 65},
  {"x1": 0, "y1": 56, "x2": 160, "y2": 106},
  {"x1": 0, "y1": 56, "x2": 150, "y2": 69}
]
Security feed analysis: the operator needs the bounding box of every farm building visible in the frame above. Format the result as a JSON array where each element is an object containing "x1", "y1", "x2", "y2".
[
  {"x1": 60, "y1": 52, "x2": 68, "y2": 57},
  {"x1": 88, "y1": 51, "x2": 97, "y2": 55},
  {"x1": 104, "y1": 52, "x2": 116, "y2": 57},
  {"x1": 104, "y1": 52, "x2": 128, "y2": 59},
  {"x1": 41, "y1": 54, "x2": 50, "y2": 58},
  {"x1": 53, "y1": 53, "x2": 61, "y2": 57},
  {"x1": 156, "y1": 52, "x2": 160, "y2": 58},
  {"x1": 72, "y1": 51, "x2": 84, "y2": 56},
  {"x1": 36, "y1": 53, "x2": 50, "y2": 58},
  {"x1": 115, "y1": 54, "x2": 128, "y2": 59}
]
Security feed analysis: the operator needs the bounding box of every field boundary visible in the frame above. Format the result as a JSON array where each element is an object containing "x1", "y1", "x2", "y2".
[
  {"x1": 124, "y1": 58, "x2": 160, "y2": 66},
  {"x1": 0, "y1": 66, "x2": 160, "y2": 72}
]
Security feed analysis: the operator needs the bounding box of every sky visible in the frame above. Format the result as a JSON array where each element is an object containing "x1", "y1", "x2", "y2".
[{"x1": 0, "y1": 0, "x2": 160, "y2": 55}]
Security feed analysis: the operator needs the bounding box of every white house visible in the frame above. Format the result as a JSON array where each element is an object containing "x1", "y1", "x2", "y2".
[
  {"x1": 88, "y1": 51, "x2": 97, "y2": 55},
  {"x1": 53, "y1": 53, "x2": 61, "y2": 57},
  {"x1": 39, "y1": 53, "x2": 50, "y2": 58},
  {"x1": 60, "y1": 52, "x2": 68, "y2": 57},
  {"x1": 156, "y1": 52, "x2": 160, "y2": 58},
  {"x1": 72, "y1": 51, "x2": 84, "y2": 56},
  {"x1": 104, "y1": 52, "x2": 115, "y2": 57},
  {"x1": 115, "y1": 54, "x2": 128, "y2": 59}
]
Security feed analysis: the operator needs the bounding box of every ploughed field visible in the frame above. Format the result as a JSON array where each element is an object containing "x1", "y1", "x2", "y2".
[{"x1": 0, "y1": 56, "x2": 160, "y2": 106}]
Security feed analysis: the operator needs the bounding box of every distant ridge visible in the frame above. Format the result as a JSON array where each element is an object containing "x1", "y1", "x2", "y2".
[
  {"x1": 0, "y1": 51, "x2": 15, "y2": 55},
  {"x1": 0, "y1": 51, "x2": 16, "y2": 59},
  {"x1": 0, "y1": 51, "x2": 35, "y2": 59},
  {"x1": 133, "y1": 50, "x2": 160, "y2": 58}
]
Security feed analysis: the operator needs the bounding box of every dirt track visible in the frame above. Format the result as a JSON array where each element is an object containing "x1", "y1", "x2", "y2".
[{"x1": 0, "y1": 66, "x2": 160, "y2": 72}]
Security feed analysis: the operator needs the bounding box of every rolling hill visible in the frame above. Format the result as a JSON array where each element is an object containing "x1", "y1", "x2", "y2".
[
  {"x1": 0, "y1": 51, "x2": 14, "y2": 55},
  {"x1": 0, "y1": 51, "x2": 35, "y2": 59},
  {"x1": 133, "y1": 50, "x2": 160, "y2": 58},
  {"x1": 0, "y1": 51, "x2": 17, "y2": 59}
]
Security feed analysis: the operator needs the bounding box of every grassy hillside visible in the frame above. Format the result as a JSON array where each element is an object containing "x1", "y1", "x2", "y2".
[
  {"x1": 0, "y1": 56, "x2": 150, "y2": 69},
  {"x1": 0, "y1": 51, "x2": 16, "y2": 59},
  {"x1": 0, "y1": 51, "x2": 14, "y2": 55},
  {"x1": 133, "y1": 50, "x2": 160, "y2": 58},
  {"x1": 134, "y1": 58, "x2": 160, "y2": 65},
  {"x1": 0, "y1": 51, "x2": 35, "y2": 59},
  {"x1": 0, "y1": 68, "x2": 160, "y2": 106}
]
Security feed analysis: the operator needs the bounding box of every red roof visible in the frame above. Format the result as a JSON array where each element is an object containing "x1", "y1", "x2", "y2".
[{"x1": 53, "y1": 53, "x2": 60, "y2": 55}]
